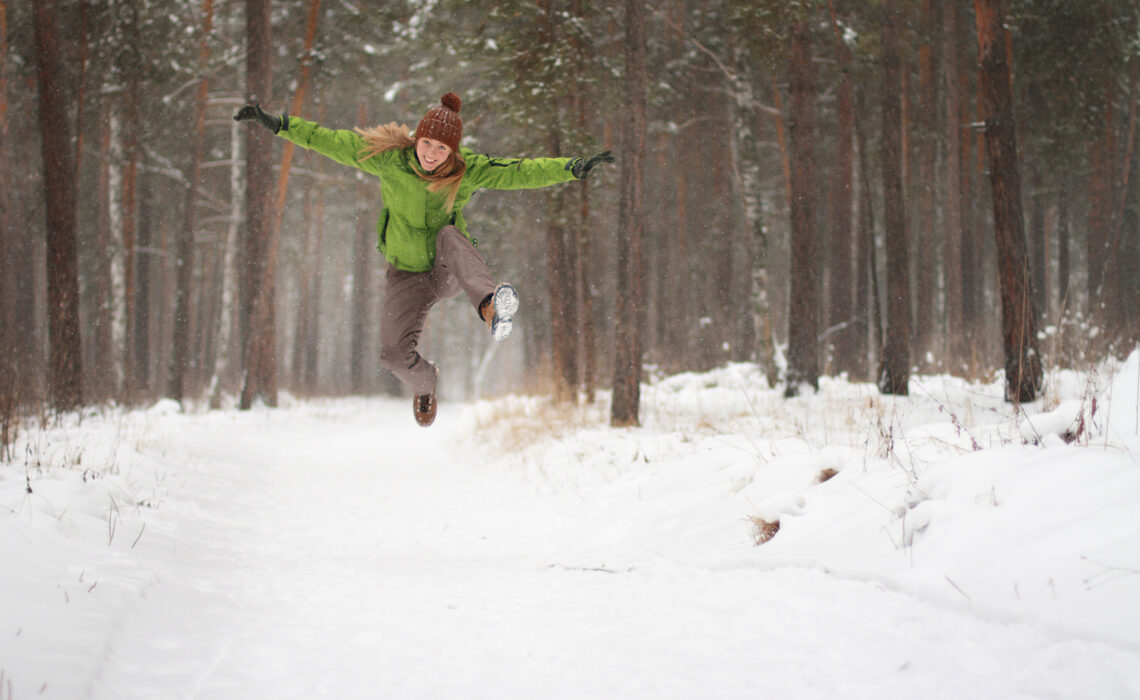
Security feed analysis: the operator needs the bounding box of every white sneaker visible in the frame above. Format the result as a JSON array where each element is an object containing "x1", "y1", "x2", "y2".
[{"x1": 484, "y1": 283, "x2": 519, "y2": 341}]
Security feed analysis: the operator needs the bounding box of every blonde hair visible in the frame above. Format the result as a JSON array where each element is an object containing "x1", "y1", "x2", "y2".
[{"x1": 355, "y1": 122, "x2": 466, "y2": 211}]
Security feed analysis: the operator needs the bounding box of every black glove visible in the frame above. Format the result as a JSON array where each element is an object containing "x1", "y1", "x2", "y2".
[
  {"x1": 571, "y1": 150, "x2": 615, "y2": 179},
  {"x1": 234, "y1": 103, "x2": 285, "y2": 134}
]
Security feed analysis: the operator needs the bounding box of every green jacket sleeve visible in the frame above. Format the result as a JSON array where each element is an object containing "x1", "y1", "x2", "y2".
[
  {"x1": 463, "y1": 151, "x2": 580, "y2": 191},
  {"x1": 276, "y1": 116, "x2": 387, "y2": 176}
]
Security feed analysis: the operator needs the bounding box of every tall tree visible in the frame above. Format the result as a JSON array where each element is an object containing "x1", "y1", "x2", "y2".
[
  {"x1": 32, "y1": 0, "x2": 83, "y2": 410},
  {"x1": 171, "y1": 0, "x2": 214, "y2": 404},
  {"x1": 878, "y1": 0, "x2": 911, "y2": 396},
  {"x1": 0, "y1": 0, "x2": 12, "y2": 374},
  {"x1": 240, "y1": 0, "x2": 278, "y2": 409},
  {"x1": 942, "y1": 0, "x2": 966, "y2": 370},
  {"x1": 611, "y1": 0, "x2": 647, "y2": 427},
  {"x1": 826, "y1": 0, "x2": 857, "y2": 377},
  {"x1": 784, "y1": 19, "x2": 820, "y2": 397},
  {"x1": 974, "y1": 0, "x2": 1042, "y2": 401},
  {"x1": 208, "y1": 117, "x2": 244, "y2": 409},
  {"x1": 113, "y1": 0, "x2": 143, "y2": 402},
  {"x1": 350, "y1": 102, "x2": 373, "y2": 394},
  {"x1": 913, "y1": 0, "x2": 938, "y2": 362}
]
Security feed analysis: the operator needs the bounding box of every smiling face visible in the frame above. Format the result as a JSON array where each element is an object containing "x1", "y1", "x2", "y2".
[{"x1": 415, "y1": 136, "x2": 453, "y2": 172}]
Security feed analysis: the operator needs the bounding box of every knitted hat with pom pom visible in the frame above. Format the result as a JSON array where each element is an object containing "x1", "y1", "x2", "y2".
[{"x1": 414, "y1": 93, "x2": 463, "y2": 151}]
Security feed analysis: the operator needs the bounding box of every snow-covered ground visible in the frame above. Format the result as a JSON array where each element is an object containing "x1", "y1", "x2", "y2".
[{"x1": 2, "y1": 354, "x2": 1140, "y2": 699}]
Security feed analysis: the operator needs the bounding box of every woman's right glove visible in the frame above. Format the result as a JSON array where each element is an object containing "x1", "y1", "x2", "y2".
[
  {"x1": 233, "y1": 103, "x2": 285, "y2": 134},
  {"x1": 571, "y1": 150, "x2": 615, "y2": 179}
]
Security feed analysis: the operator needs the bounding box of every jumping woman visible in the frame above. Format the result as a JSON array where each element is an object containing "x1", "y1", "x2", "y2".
[{"x1": 235, "y1": 93, "x2": 613, "y2": 426}]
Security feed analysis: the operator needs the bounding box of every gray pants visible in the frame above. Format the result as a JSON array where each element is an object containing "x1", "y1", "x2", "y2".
[{"x1": 380, "y1": 226, "x2": 495, "y2": 395}]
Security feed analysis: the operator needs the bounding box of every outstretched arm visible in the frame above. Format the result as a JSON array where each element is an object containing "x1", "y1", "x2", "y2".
[
  {"x1": 234, "y1": 106, "x2": 382, "y2": 175},
  {"x1": 465, "y1": 150, "x2": 615, "y2": 191}
]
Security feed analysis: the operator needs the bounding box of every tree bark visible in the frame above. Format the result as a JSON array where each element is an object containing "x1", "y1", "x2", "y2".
[
  {"x1": 826, "y1": 0, "x2": 856, "y2": 376},
  {"x1": 208, "y1": 117, "x2": 244, "y2": 408},
  {"x1": 116, "y1": 0, "x2": 142, "y2": 403},
  {"x1": 242, "y1": 0, "x2": 319, "y2": 408},
  {"x1": 785, "y1": 20, "x2": 820, "y2": 397},
  {"x1": 974, "y1": 0, "x2": 1042, "y2": 402},
  {"x1": 547, "y1": 160, "x2": 577, "y2": 403},
  {"x1": 292, "y1": 152, "x2": 325, "y2": 393},
  {"x1": 239, "y1": 0, "x2": 278, "y2": 409},
  {"x1": 350, "y1": 102, "x2": 373, "y2": 394},
  {"x1": 134, "y1": 176, "x2": 154, "y2": 395},
  {"x1": 0, "y1": 0, "x2": 12, "y2": 375},
  {"x1": 32, "y1": 0, "x2": 83, "y2": 410},
  {"x1": 942, "y1": 0, "x2": 965, "y2": 370},
  {"x1": 171, "y1": 0, "x2": 213, "y2": 404},
  {"x1": 879, "y1": 0, "x2": 911, "y2": 395},
  {"x1": 611, "y1": 0, "x2": 647, "y2": 427},
  {"x1": 854, "y1": 91, "x2": 878, "y2": 380},
  {"x1": 914, "y1": 0, "x2": 938, "y2": 363}
]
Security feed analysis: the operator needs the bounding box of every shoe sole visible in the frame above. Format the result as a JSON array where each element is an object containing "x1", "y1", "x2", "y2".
[{"x1": 491, "y1": 284, "x2": 519, "y2": 341}]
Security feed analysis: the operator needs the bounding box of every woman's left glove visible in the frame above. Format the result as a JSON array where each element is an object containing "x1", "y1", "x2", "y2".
[
  {"x1": 233, "y1": 103, "x2": 286, "y2": 134},
  {"x1": 571, "y1": 150, "x2": 615, "y2": 179}
]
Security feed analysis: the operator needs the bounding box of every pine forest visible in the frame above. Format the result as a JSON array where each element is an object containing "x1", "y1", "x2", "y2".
[{"x1": 3, "y1": 0, "x2": 1139, "y2": 420}]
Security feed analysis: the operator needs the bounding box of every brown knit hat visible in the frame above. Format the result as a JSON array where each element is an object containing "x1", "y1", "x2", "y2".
[{"x1": 414, "y1": 92, "x2": 463, "y2": 151}]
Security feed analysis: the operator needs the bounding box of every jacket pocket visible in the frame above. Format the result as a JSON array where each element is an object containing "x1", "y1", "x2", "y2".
[{"x1": 376, "y1": 208, "x2": 390, "y2": 253}]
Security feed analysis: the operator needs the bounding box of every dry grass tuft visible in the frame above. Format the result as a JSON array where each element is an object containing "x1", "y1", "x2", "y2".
[
  {"x1": 749, "y1": 516, "x2": 780, "y2": 545},
  {"x1": 472, "y1": 397, "x2": 600, "y2": 453},
  {"x1": 815, "y1": 468, "x2": 839, "y2": 484}
]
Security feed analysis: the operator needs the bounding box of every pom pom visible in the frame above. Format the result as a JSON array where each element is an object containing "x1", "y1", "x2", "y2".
[{"x1": 440, "y1": 92, "x2": 461, "y2": 113}]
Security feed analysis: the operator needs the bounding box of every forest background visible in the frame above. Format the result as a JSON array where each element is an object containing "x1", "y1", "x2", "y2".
[{"x1": 2, "y1": 0, "x2": 1139, "y2": 424}]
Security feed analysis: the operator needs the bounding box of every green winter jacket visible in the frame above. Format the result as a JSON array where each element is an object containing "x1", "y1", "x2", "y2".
[{"x1": 278, "y1": 116, "x2": 580, "y2": 272}]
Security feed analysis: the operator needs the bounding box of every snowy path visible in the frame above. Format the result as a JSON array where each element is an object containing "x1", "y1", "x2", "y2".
[{"x1": 5, "y1": 395, "x2": 1140, "y2": 699}]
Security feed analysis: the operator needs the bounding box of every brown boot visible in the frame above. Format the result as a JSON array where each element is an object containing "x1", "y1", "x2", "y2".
[
  {"x1": 413, "y1": 390, "x2": 436, "y2": 427},
  {"x1": 412, "y1": 363, "x2": 439, "y2": 427}
]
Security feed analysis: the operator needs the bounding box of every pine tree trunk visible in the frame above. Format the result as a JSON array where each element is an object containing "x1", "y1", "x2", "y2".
[
  {"x1": 1119, "y1": 66, "x2": 1140, "y2": 346},
  {"x1": 785, "y1": 20, "x2": 820, "y2": 397},
  {"x1": 0, "y1": 0, "x2": 12, "y2": 376},
  {"x1": 942, "y1": 0, "x2": 965, "y2": 371},
  {"x1": 239, "y1": 0, "x2": 278, "y2": 410},
  {"x1": 134, "y1": 177, "x2": 154, "y2": 396},
  {"x1": 854, "y1": 98, "x2": 877, "y2": 380},
  {"x1": 546, "y1": 155, "x2": 577, "y2": 403},
  {"x1": 92, "y1": 106, "x2": 114, "y2": 400},
  {"x1": 1027, "y1": 164, "x2": 1047, "y2": 328},
  {"x1": 827, "y1": 0, "x2": 856, "y2": 376},
  {"x1": 611, "y1": 0, "x2": 647, "y2": 427},
  {"x1": 171, "y1": 0, "x2": 213, "y2": 404},
  {"x1": 305, "y1": 185, "x2": 324, "y2": 391},
  {"x1": 208, "y1": 118, "x2": 244, "y2": 408},
  {"x1": 974, "y1": 0, "x2": 1042, "y2": 402},
  {"x1": 350, "y1": 103, "x2": 373, "y2": 394},
  {"x1": 115, "y1": 0, "x2": 142, "y2": 403},
  {"x1": 879, "y1": 0, "x2": 911, "y2": 396},
  {"x1": 915, "y1": 0, "x2": 938, "y2": 364},
  {"x1": 241, "y1": 0, "x2": 319, "y2": 408},
  {"x1": 292, "y1": 154, "x2": 325, "y2": 394},
  {"x1": 74, "y1": 2, "x2": 88, "y2": 179},
  {"x1": 32, "y1": 0, "x2": 83, "y2": 410}
]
